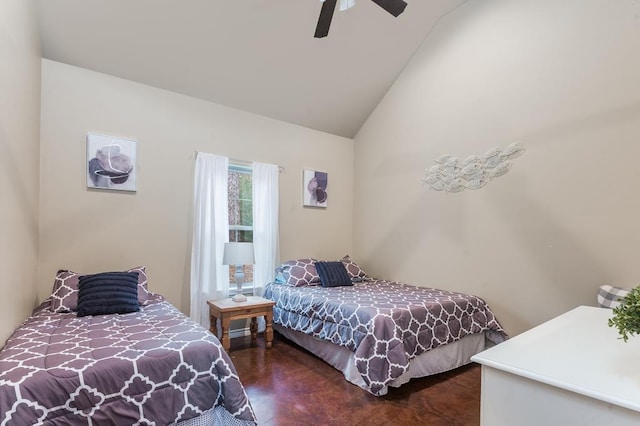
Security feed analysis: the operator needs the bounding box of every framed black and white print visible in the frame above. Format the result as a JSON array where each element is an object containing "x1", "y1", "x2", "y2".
[
  {"x1": 87, "y1": 134, "x2": 137, "y2": 192},
  {"x1": 303, "y1": 169, "x2": 328, "y2": 208}
]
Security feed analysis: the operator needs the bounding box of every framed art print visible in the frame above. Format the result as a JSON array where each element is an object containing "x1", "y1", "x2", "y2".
[
  {"x1": 303, "y1": 169, "x2": 328, "y2": 208},
  {"x1": 87, "y1": 134, "x2": 137, "y2": 192}
]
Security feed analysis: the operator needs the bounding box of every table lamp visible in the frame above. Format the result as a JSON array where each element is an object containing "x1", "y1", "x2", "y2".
[{"x1": 223, "y1": 242, "x2": 255, "y2": 302}]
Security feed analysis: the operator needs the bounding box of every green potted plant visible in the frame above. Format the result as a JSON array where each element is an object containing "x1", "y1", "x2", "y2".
[{"x1": 608, "y1": 287, "x2": 640, "y2": 342}]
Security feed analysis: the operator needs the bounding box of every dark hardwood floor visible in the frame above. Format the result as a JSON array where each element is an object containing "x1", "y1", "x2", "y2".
[{"x1": 228, "y1": 333, "x2": 481, "y2": 426}]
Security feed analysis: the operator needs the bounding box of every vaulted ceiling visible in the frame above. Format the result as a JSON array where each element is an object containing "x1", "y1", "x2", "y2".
[{"x1": 36, "y1": 0, "x2": 467, "y2": 138}]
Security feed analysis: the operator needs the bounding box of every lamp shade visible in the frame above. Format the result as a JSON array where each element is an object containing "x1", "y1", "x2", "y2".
[{"x1": 223, "y1": 242, "x2": 255, "y2": 265}]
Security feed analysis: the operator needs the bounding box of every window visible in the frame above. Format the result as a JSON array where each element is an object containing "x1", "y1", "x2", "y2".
[{"x1": 228, "y1": 164, "x2": 253, "y2": 294}]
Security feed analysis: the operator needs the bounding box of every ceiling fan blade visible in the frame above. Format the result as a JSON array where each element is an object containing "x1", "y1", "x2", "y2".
[
  {"x1": 371, "y1": 0, "x2": 407, "y2": 17},
  {"x1": 315, "y1": 0, "x2": 338, "y2": 38}
]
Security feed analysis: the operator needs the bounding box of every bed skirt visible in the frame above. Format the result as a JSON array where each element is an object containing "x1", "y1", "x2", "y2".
[{"x1": 274, "y1": 324, "x2": 486, "y2": 396}]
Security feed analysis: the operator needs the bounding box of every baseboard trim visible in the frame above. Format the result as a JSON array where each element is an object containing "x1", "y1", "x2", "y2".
[{"x1": 229, "y1": 327, "x2": 251, "y2": 339}]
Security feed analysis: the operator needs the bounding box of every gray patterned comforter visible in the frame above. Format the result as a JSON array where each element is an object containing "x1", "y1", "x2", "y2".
[
  {"x1": 264, "y1": 280, "x2": 507, "y2": 395},
  {"x1": 0, "y1": 294, "x2": 256, "y2": 425}
]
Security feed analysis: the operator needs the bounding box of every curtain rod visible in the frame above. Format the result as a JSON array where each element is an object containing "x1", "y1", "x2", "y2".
[{"x1": 194, "y1": 151, "x2": 284, "y2": 172}]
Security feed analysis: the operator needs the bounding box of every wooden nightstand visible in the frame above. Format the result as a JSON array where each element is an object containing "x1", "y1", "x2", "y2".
[{"x1": 207, "y1": 296, "x2": 275, "y2": 351}]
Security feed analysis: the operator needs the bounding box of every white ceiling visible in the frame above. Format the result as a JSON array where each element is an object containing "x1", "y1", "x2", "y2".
[{"x1": 36, "y1": 0, "x2": 466, "y2": 138}]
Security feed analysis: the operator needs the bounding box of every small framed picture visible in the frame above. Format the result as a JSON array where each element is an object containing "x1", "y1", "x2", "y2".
[
  {"x1": 303, "y1": 169, "x2": 328, "y2": 208},
  {"x1": 87, "y1": 134, "x2": 137, "y2": 192}
]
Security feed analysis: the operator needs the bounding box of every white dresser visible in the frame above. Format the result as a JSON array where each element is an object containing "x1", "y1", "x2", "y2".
[{"x1": 471, "y1": 306, "x2": 640, "y2": 425}]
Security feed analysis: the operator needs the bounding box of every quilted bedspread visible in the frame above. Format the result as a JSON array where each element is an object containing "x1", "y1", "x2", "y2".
[
  {"x1": 0, "y1": 294, "x2": 256, "y2": 425},
  {"x1": 264, "y1": 280, "x2": 507, "y2": 395}
]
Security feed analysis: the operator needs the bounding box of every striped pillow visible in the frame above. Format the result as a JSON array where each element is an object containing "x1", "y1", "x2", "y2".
[
  {"x1": 315, "y1": 261, "x2": 352, "y2": 288},
  {"x1": 77, "y1": 272, "x2": 140, "y2": 317}
]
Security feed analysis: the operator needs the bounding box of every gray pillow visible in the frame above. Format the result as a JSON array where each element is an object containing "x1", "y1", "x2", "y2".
[
  {"x1": 275, "y1": 258, "x2": 321, "y2": 287},
  {"x1": 597, "y1": 285, "x2": 631, "y2": 309},
  {"x1": 340, "y1": 255, "x2": 371, "y2": 280}
]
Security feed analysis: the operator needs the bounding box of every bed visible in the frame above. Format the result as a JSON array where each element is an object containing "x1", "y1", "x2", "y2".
[
  {"x1": 0, "y1": 268, "x2": 257, "y2": 425},
  {"x1": 264, "y1": 257, "x2": 507, "y2": 396}
]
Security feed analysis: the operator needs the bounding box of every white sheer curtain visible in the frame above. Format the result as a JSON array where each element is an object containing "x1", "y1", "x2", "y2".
[
  {"x1": 190, "y1": 153, "x2": 229, "y2": 328},
  {"x1": 252, "y1": 162, "x2": 279, "y2": 297}
]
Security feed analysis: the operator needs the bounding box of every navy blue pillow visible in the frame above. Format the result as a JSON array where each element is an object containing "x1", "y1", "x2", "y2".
[
  {"x1": 315, "y1": 261, "x2": 352, "y2": 288},
  {"x1": 77, "y1": 272, "x2": 140, "y2": 317}
]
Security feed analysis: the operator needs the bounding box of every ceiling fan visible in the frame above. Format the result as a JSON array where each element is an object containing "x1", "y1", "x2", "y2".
[{"x1": 315, "y1": 0, "x2": 408, "y2": 38}]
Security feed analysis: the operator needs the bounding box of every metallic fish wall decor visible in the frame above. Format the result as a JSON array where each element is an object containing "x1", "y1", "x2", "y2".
[{"x1": 423, "y1": 142, "x2": 525, "y2": 193}]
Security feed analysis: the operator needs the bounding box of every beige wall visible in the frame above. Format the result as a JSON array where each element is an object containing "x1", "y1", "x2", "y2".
[
  {"x1": 0, "y1": 0, "x2": 41, "y2": 344},
  {"x1": 39, "y1": 59, "x2": 353, "y2": 314},
  {"x1": 353, "y1": 0, "x2": 640, "y2": 336}
]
